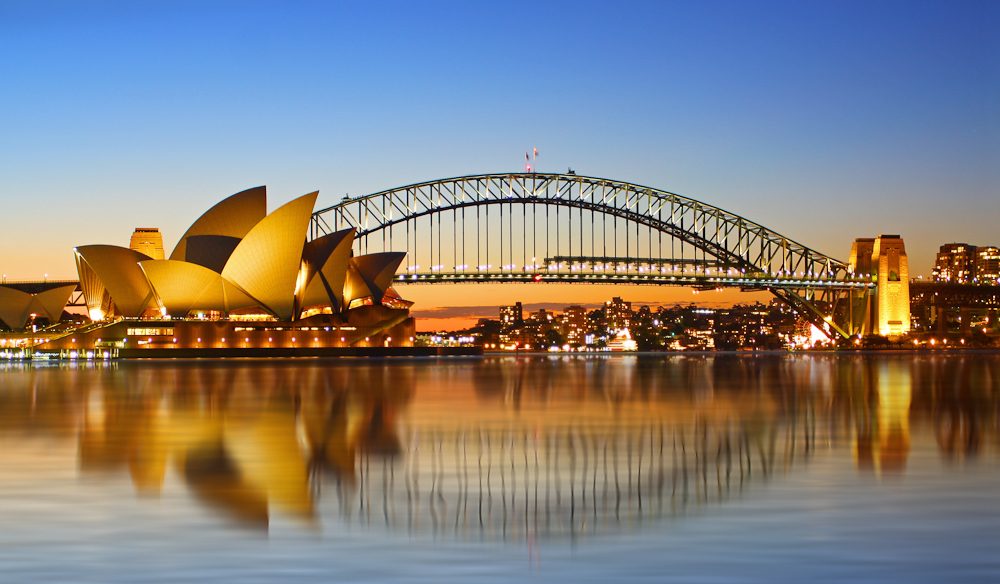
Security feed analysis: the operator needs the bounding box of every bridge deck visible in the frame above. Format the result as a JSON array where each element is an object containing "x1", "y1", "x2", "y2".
[{"x1": 396, "y1": 271, "x2": 873, "y2": 290}]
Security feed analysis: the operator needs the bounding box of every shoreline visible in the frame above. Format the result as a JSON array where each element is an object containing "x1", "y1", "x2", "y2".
[
  {"x1": 480, "y1": 348, "x2": 1000, "y2": 356},
  {"x1": 12, "y1": 346, "x2": 482, "y2": 361},
  {"x1": 8, "y1": 347, "x2": 999, "y2": 363}
]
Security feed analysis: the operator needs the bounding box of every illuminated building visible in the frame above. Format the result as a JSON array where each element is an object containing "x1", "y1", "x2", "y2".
[
  {"x1": 975, "y1": 246, "x2": 1000, "y2": 284},
  {"x1": 606, "y1": 296, "x2": 632, "y2": 332},
  {"x1": 0, "y1": 282, "x2": 78, "y2": 330},
  {"x1": 46, "y1": 186, "x2": 414, "y2": 352},
  {"x1": 931, "y1": 243, "x2": 1000, "y2": 285},
  {"x1": 498, "y1": 302, "x2": 523, "y2": 347},
  {"x1": 559, "y1": 305, "x2": 588, "y2": 345},
  {"x1": 74, "y1": 188, "x2": 405, "y2": 321},
  {"x1": 933, "y1": 243, "x2": 977, "y2": 283},
  {"x1": 499, "y1": 302, "x2": 523, "y2": 328},
  {"x1": 74, "y1": 245, "x2": 158, "y2": 320},
  {"x1": 129, "y1": 228, "x2": 165, "y2": 260}
]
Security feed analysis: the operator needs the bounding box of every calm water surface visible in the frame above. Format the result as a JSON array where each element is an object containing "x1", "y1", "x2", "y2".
[{"x1": 0, "y1": 354, "x2": 997, "y2": 583}]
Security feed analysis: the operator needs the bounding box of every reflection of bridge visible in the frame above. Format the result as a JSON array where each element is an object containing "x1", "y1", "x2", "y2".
[
  {"x1": 327, "y1": 421, "x2": 810, "y2": 540},
  {"x1": 312, "y1": 173, "x2": 872, "y2": 338}
]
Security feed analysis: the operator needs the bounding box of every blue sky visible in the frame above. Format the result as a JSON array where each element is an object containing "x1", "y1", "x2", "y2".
[{"x1": 1, "y1": 1, "x2": 997, "y2": 306}]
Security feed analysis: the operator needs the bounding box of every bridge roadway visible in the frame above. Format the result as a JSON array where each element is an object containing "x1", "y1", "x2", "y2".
[{"x1": 396, "y1": 269, "x2": 874, "y2": 291}]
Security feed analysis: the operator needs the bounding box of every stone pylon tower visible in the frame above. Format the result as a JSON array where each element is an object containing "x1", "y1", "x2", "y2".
[
  {"x1": 129, "y1": 227, "x2": 165, "y2": 260},
  {"x1": 848, "y1": 237, "x2": 877, "y2": 335},
  {"x1": 871, "y1": 235, "x2": 910, "y2": 338},
  {"x1": 848, "y1": 235, "x2": 911, "y2": 338}
]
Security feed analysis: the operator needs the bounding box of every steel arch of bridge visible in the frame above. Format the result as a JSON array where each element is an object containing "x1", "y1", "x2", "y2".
[{"x1": 311, "y1": 173, "x2": 871, "y2": 338}]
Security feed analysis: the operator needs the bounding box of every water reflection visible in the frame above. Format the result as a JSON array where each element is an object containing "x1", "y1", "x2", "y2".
[{"x1": 0, "y1": 355, "x2": 997, "y2": 539}]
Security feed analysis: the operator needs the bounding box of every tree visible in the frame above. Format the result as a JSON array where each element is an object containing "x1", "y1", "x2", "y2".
[{"x1": 543, "y1": 328, "x2": 564, "y2": 348}]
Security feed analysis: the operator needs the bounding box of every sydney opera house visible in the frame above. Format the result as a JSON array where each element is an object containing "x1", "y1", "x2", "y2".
[
  {"x1": 31, "y1": 187, "x2": 418, "y2": 355},
  {"x1": 0, "y1": 281, "x2": 78, "y2": 332}
]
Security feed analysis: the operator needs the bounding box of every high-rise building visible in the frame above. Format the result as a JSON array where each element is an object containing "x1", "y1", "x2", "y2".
[
  {"x1": 975, "y1": 246, "x2": 1000, "y2": 284},
  {"x1": 932, "y1": 243, "x2": 977, "y2": 283},
  {"x1": 560, "y1": 305, "x2": 588, "y2": 345},
  {"x1": 129, "y1": 227, "x2": 165, "y2": 260},
  {"x1": 500, "y1": 302, "x2": 523, "y2": 328},
  {"x1": 606, "y1": 296, "x2": 632, "y2": 332}
]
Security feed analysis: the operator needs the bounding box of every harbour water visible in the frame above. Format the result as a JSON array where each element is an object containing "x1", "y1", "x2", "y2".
[{"x1": 0, "y1": 354, "x2": 997, "y2": 583}]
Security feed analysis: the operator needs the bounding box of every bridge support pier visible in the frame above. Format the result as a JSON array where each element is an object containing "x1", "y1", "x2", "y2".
[{"x1": 848, "y1": 235, "x2": 911, "y2": 339}]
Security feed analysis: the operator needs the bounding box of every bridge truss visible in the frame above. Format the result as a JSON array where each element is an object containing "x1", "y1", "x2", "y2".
[{"x1": 312, "y1": 173, "x2": 871, "y2": 338}]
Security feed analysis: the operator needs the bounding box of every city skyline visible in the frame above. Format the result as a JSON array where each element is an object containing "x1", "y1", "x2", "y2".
[{"x1": 2, "y1": 1, "x2": 998, "y2": 318}]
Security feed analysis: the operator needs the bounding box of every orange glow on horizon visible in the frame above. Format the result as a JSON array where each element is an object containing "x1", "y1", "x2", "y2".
[{"x1": 403, "y1": 283, "x2": 772, "y2": 331}]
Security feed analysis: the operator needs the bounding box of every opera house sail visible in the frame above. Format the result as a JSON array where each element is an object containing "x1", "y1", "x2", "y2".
[
  {"x1": 0, "y1": 283, "x2": 77, "y2": 330},
  {"x1": 28, "y1": 186, "x2": 417, "y2": 354}
]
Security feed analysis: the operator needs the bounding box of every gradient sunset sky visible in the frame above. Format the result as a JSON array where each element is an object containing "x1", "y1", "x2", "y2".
[{"x1": 1, "y1": 1, "x2": 997, "y2": 327}]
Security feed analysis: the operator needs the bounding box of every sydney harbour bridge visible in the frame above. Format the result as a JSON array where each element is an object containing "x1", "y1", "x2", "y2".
[{"x1": 311, "y1": 172, "x2": 875, "y2": 339}]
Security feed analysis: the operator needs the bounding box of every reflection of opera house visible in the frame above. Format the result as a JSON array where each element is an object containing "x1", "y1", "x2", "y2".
[{"x1": 40, "y1": 187, "x2": 418, "y2": 354}]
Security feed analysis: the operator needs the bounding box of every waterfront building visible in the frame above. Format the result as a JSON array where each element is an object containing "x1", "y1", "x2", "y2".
[
  {"x1": 74, "y1": 188, "x2": 406, "y2": 322},
  {"x1": 42, "y1": 186, "x2": 414, "y2": 352},
  {"x1": 0, "y1": 282, "x2": 77, "y2": 330},
  {"x1": 606, "y1": 296, "x2": 632, "y2": 332},
  {"x1": 560, "y1": 305, "x2": 588, "y2": 345},
  {"x1": 129, "y1": 227, "x2": 165, "y2": 260},
  {"x1": 499, "y1": 302, "x2": 523, "y2": 328},
  {"x1": 933, "y1": 243, "x2": 978, "y2": 283},
  {"x1": 975, "y1": 246, "x2": 1000, "y2": 284},
  {"x1": 498, "y1": 302, "x2": 524, "y2": 348}
]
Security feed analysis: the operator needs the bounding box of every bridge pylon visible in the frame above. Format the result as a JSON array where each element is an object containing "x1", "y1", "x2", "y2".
[{"x1": 844, "y1": 235, "x2": 911, "y2": 339}]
